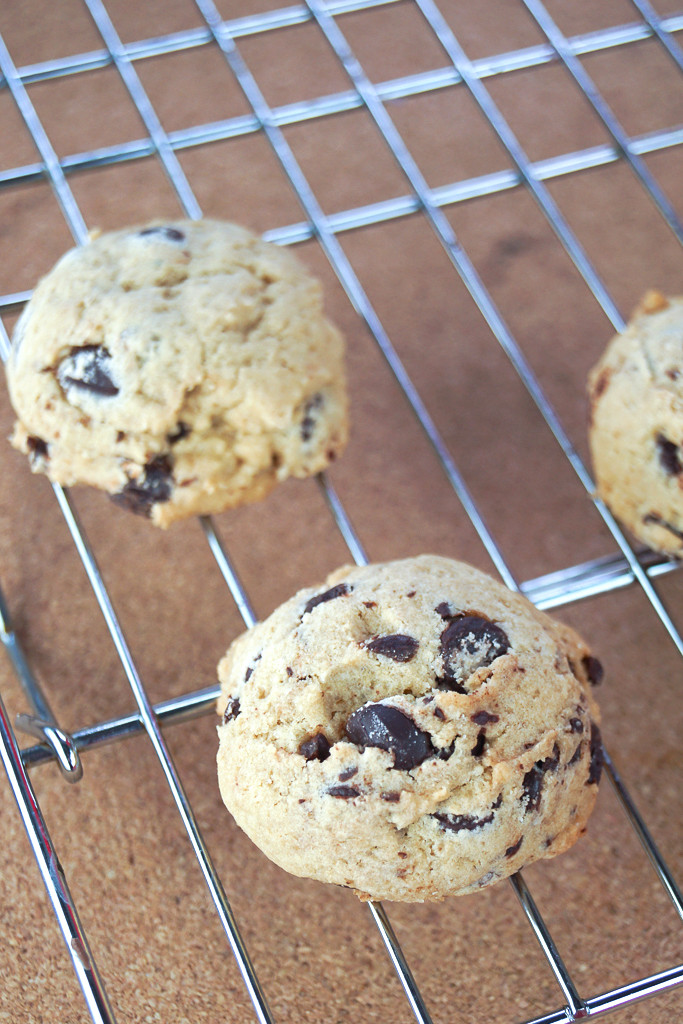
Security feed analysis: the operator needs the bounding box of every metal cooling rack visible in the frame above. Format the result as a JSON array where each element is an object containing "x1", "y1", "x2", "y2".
[{"x1": 1, "y1": 1, "x2": 683, "y2": 1021}]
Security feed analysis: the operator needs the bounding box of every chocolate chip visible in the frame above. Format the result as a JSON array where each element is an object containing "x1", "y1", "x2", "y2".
[
  {"x1": 167, "y1": 421, "x2": 191, "y2": 444},
  {"x1": 435, "y1": 602, "x2": 452, "y2": 619},
  {"x1": 435, "y1": 676, "x2": 468, "y2": 694},
  {"x1": 569, "y1": 717, "x2": 584, "y2": 734},
  {"x1": 299, "y1": 733, "x2": 331, "y2": 761},
  {"x1": 568, "y1": 741, "x2": 583, "y2": 766},
  {"x1": 433, "y1": 706, "x2": 446, "y2": 721},
  {"x1": 380, "y1": 791, "x2": 400, "y2": 802},
  {"x1": 328, "y1": 785, "x2": 359, "y2": 799},
  {"x1": 286, "y1": 666, "x2": 293, "y2": 677},
  {"x1": 58, "y1": 345, "x2": 119, "y2": 398},
  {"x1": 587, "y1": 723, "x2": 603, "y2": 785},
  {"x1": 656, "y1": 433, "x2": 682, "y2": 476},
  {"x1": 471, "y1": 710, "x2": 499, "y2": 725},
  {"x1": 470, "y1": 730, "x2": 486, "y2": 757},
  {"x1": 522, "y1": 743, "x2": 561, "y2": 813},
  {"x1": 303, "y1": 583, "x2": 349, "y2": 616},
  {"x1": 362, "y1": 600, "x2": 377, "y2": 609},
  {"x1": 406, "y1": 590, "x2": 416, "y2": 598},
  {"x1": 505, "y1": 837, "x2": 523, "y2": 858},
  {"x1": 138, "y1": 225, "x2": 186, "y2": 242},
  {"x1": 26, "y1": 435, "x2": 49, "y2": 465},
  {"x1": 582, "y1": 655, "x2": 603, "y2": 687},
  {"x1": 222, "y1": 697, "x2": 240, "y2": 724},
  {"x1": 364, "y1": 634, "x2": 419, "y2": 663},
  {"x1": 433, "y1": 808, "x2": 495, "y2": 832},
  {"x1": 301, "y1": 392, "x2": 324, "y2": 441},
  {"x1": 439, "y1": 614, "x2": 510, "y2": 689},
  {"x1": 338, "y1": 766, "x2": 358, "y2": 781},
  {"x1": 436, "y1": 739, "x2": 456, "y2": 760},
  {"x1": 110, "y1": 454, "x2": 174, "y2": 516},
  {"x1": 345, "y1": 703, "x2": 432, "y2": 770}
]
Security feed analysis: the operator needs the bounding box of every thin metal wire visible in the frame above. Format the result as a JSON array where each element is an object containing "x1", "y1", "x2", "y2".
[
  {"x1": 521, "y1": 0, "x2": 683, "y2": 247},
  {"x1": 0, "y1": 688, "x2": 116, "y2": 1023}
]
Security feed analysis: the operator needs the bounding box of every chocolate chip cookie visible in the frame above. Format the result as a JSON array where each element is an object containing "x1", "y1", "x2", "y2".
[
  {"x1": 588, "y1": 290, "x2": 683, "y2": 555},
  {"x1": 6, "y1": 219, "x2": 348, "y2": 527},
  {"x1": 216, "y1": 555, "x2": 603, "y2": 902}
]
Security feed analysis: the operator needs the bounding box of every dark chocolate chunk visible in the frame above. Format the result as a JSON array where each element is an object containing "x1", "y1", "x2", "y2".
[
  {"x1": 471, "y1": 710, "x2": 499, "y2": 725},
  {"x1": 435, "y1": 676, "x2": 468, "y2": 694},
  {"x1": 58, "y1": 345, "x2": 119, "y2": 398},
  {"x1": 470, "y1": 730, "x2": 486, "y2": 757},
  {"x1": 569, "y1": 717, "x2": 584, "y2": 734},
  {"x1": 435, "y1": 602, "x2": 453, "y2": 619},
  {"x1": 656, "y1": 433, "x2": 682, "y2": 476},
  {"x1": 587, "y1": 723, "x2": 603, "y2": 786},
  {"x1": 345, "y1": 703, "x2": 432, "y2": 770},
  {"x1": 568, "y1": 740, "x2": 583, "y2": 766},
  {"x1": 301, "y1": 392, "x2": 324, "y2": 441},
  {"x1": 436, "y1": 738, "x2": 456, "y2": 760},
  {"x1": 303, "y1": 583, "x2": 350, "y2": 616},
  {"x1": 328, "y1": 785, "x2": 360, "y2": 799},
  {"x1": 380, "y1": 791, "x2": 401, "y2": 802},
  {"x1": 299, "y1": 733, "x2": 331, "y2": 761},
  {"x1": 364, "y1": 634, "x2": 419, "y2": 663},
  {"x1": 138, "y1": 225, "x2": 186, "y2": 242},
  {"x1": 439, "y1": 613, "x2": 510, "y2": 688},
  {"x1": 434, "y1": 808, "x2": 495, "y2": 832},
  {"x1": 338, "y1": 766, "x2": 358, "y2": 781},
  {"x1": 167, "y1": 421, "x2": 191, "y2": 444},
  {"x1": 26, "y1": 435, "x2": 49, "y2": 464},
  {"x1": 110, "y1": 454, "x2": 174, "y2": 516},
  {"x1": 582, "y1": 655, "x2": 604, "y2": 687},
  {"x1": 222, "y1": 697, "x2": 240, "y2": 724},
  {"x1": 433, "y1": 706, "x2": 446, "y2": 721},
  {"x1": 505, "y1": 837, "x2": 523, "y2": 858},
  {"x1": 522, "y1": 743, "x2": 561, "y2": 813}
]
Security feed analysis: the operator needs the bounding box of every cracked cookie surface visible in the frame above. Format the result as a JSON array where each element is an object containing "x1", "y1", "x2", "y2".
[
  {"x1": 216, "y1": 555, "x2": 602, "y2": 902},
  {"x1": 6, "y1": 219, "x2": 348, "y2": 527},
  {"x1": 588, "y1": 290, "x2": 683, "y2": 555}
]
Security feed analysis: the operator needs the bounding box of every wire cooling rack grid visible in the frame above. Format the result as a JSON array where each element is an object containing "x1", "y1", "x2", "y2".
[{"x1": 1, "y1": 1, "x2": 682, "y2": 1022}]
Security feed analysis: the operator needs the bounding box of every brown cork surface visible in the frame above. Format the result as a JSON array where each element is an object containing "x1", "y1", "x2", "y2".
[{"x1": 1, "y1": 2, "x2": 682, "y2": 1022}]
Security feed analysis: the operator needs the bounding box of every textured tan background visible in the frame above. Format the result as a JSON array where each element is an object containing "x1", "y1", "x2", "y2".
[{"x1": 1, "y1": 1, "x2": 682, "y2": 1022}]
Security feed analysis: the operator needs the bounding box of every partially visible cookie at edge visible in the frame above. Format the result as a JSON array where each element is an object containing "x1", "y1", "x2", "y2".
[
  {"x1": 588, "y1": 290, "x2": 683, "y2": 555},
  {"x1": 216, "y1": 555, "x2": 603, "y2": 903},
  {"x1": 6, "y1": 219, "x2": 348, "y2": 527}
]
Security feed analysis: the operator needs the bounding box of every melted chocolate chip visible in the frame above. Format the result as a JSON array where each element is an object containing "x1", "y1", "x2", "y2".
[
  {"x1": 301, "y1": 392, "x2": 324, "y2": 441},
  {"x1": 111, "y1": 454, "x2": 174, "y2": 516},
  {"x1": 470, "y1": 730, "x2": 486, "y2": 757},
  {"x1": 434, "y1": 808, "x2": 495, "y2": 832},
  {"x1": 582, "y1": 655, "x2": 604, "y2": 687},
  {"x1": 656, "y1": 433, "x2": 682, "y2": 476},
  {"x1": 364, "y1": 634, "x2": 419, "y2": 663},
  {"x1": 380, "y1": 791, "x2": 400, "y2": 802},
  {"x1": 26, "y1": 435, "x2": 49, "y2": 463},
  {"x1": 345, "y1": 703, "x2": 432, "y2": 770},
  {"x1": 303, "y1": 583, "x2": 350, "y2": 616},
  {"x1": 58, "y1": 345, "x2": 119, "y2": 398},
  {"x1": 505, "y1": 837, "x2": 523, "y2": 858},
  {"x1": 328, "y1": 785, "x2": 359, "y2": 799},
  {"x1": 436, "y1": 738, "x2": 456, "y2": 760},
  {"x1": 471, "y1": 710, "x2": 499, "y2": 725},
  {"x1": 439, "y1": 614, "x2": 510, "y2": 689},
  {"x1": 587, "y1": 723, "x2": 603, "y2": 786},
  {"x1": 222, "y1": 697, "x2": 240, "y2": 724},
  {"x1": 168, "y1": 421, "x2": 191, "y2": 444},
  {"x1": 138, "y1": 225, "x2": 186, "y2": 242},
  {"x1": 338, "y1": 766, "x2": 358, "y2": 781},
  {"x1": 568, "y1": 740, "x2": 583, "y2": 766},
  {"x1": 299, "y1": 733, "x2": 331, "y2": 761},
  {"x1": 522, "y1": 743, "x2": 561, "y2": 813},
  {"x1": 435, "y1": 602, "x2": 452, "y2": 619}
]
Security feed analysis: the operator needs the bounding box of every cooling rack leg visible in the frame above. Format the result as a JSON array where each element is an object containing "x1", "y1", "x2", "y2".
[{"x1": 0, "y1": 689, "x2": 116, "y2": 1023}]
